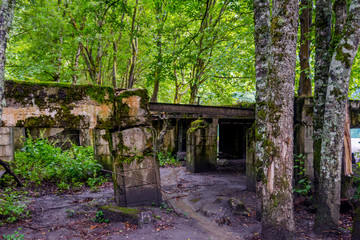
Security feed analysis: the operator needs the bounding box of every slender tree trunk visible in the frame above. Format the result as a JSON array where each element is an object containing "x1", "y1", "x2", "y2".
[
  {"x1": 260, "y1": 0, "x2": 298, "y2": 239},
  {"x1": 127, "y1": 0, "x2": 138, "y2": 89},
  {"x1": 0, "y1": 0, "x2": 16, "y2": 122},
  {"x1": 189, "y1": 85, "x2": 198, "y2": 105},
  {"x1": 253, "y1": 0, "x2": 270, "y2": 221},
  {"x1": 315, "y1": 0, "x2": 360, "y2": 232},
  {"x1": 298, "y1": 0, "x2": 312, "y2": 96},
  {"x1": 150, "y1": 2, "x2": 165, "y2": 102},
  {"x1": 72, "y1": 42, "x2": 81, "y2": 84},
  {"x1": 312, "y1": 0, "x2": 332, "y2": 202}
]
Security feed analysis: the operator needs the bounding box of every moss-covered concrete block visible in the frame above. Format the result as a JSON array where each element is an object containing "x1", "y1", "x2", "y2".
[
  {"x1": 99, "y1": 205, "x2": 140, "y2": 225},
  {"x1": 114, "y1": 89, "x2": 150, "y2": 129},
  {"x1": 112, "y1": 127, "x2": 152, "y2": 158},
  {"x1": 3, "y1": 80, "x2": 114, "y2": 129}
]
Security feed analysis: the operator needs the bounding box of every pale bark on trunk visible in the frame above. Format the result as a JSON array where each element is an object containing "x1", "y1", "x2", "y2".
[
  {"x1": 260, "y1": 0, "x2": 298, "y2": 238},
  {"x1": 253, "y1": 0, "x2": 270, "y2": 222},
  {"x1": 298, "y1": 0, "x2": 312, "y2": 96},
  {"x1": 315, "y1": 0, "x2": 360, "y2": 232},
  {"x1": 0, "y1": 0, "x2": 16, "y2": 123},
  {"x1": 312, "y1": 0, "x2": 332, "y2": 200},
  {"x1": 341, "y1": 103, "x2": 353, "y2": 199},
  {"x1": 72, "y1": 42, "x2": 81, "y2": 84}
]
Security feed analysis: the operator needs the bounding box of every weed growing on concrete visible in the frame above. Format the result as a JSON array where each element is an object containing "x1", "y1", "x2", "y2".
[{"x1": 93, "y1": 210, "x2": 109, "y2": 223}]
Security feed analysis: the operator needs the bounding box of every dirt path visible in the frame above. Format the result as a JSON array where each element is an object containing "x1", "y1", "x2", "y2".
[{"x1": 0, "y1": 164, "x2": 353, "y2": 240}]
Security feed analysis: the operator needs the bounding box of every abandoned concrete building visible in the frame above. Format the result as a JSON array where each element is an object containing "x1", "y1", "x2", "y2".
[{"x1": 1, "y1": 80, "x2": 360, "y2": 207}]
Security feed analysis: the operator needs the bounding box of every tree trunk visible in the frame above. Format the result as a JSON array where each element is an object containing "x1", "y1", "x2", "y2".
[
  {"x1": 0, "y1": 0, "x2": 16, "y2": 123},
  {"x1": 253, "y1": 0, "x2": 270, "y2": 222},
  {"x1": 150, "y1": 2, "x2": 164, "y2": 103},
  {"x1": 72, "y1": 42, "x2": 81, "y2": 84},
  {"x1": 189, "y1": 85, "x2": 198, "y2": 105},
  {"x1": 312, "y1": 0, "x2": 333, "y2": 205},
  {"x1": 260, "y1": 0, "x2": 298, "y2": 239},
  {"x1": 298, "y1": 0, "x2": 312, "y2": 96},
  {"x1": 315, "y1": 0, "x2": 360, "y2": 232}
]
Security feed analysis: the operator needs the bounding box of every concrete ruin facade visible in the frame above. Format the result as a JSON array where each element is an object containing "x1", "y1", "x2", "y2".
[
  {"x1": 0, "y1": 80, "x2": 161, "y2": 206},
  {"x1": 2, "y1": 80, "x2": 359, "y2": 207}
]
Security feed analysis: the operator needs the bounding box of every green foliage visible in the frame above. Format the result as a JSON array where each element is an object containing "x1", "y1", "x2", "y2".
[
  {"x1": 354, "y1": 162, "x2": 360, "y2": 200},
  {"x1": 0, "y1": 189, "x2": 29, "y2": 225},
  {"x1": 2, "y1": 230, "x2": 24, "y2": 240},
  {"x1": 92, "y1": 210, "x2": 109, "y2": 223},
  {"x1": 293, "y1": 154, "x2": 312, "y2": 196},
  {"x1": 159, "y1": 202, "x2": 173, "y2": 213},
  {"x1": 12, "y1": 136, "x2": 107, "y2": 189},
  {"x1": 6, "y1": 0, "x2": 255, "y2": 105},
  {"x1": 157, "y1": 152, "x2": 181, "y2": 167}
]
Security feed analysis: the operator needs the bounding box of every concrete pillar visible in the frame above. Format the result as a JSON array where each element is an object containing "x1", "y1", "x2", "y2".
[
  {"x1": 294, "y1": 97, "x2": 314, "y2": 179},
  {"x1": 246, "y1": 127, "x2": 256, "y2": 192},
  {"x1": 0, "y1": 127, "x2": 14, "y2": 162},
  {"x1": 186, "y1": 118, "x2": 218, "y2": 173},
  {"x1": 112, "y1": 127, "x2": 161, "y2": 206},
  {"x1": 111, "y1": 89, "x2": 162, "y2": 207}
]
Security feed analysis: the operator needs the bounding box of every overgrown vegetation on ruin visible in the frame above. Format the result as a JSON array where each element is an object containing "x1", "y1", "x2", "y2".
[{"x1": 0, "y1": 137, "x2": 109, "y2": 224}]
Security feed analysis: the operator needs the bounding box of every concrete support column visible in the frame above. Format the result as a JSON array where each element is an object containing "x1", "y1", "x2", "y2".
[
  {"x1": 186, "y1": 118, "x2": 218, "y2": 173},
  {"x1": 112, "y1": 127, "x2": 161, "y2": 206},
  {"x1": 111, "y1": 89, "x2": 162, "y2": 207},
  {"x1": 294, "y1": 97, "x2": 314, "y2": 179},
  {"x1": 0, "y1": 127, "x2": 14, "y2": 162}
]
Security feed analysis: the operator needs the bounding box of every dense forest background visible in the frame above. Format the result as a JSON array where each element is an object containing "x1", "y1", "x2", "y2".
[{"x1": 4, "y1": 0, "x2": 360, "y2": 105}]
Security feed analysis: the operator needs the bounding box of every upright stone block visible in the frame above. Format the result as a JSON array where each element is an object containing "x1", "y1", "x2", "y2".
[
  {"x1": 112, "y1": 89, "x2": 161, "y2": 207},
  {"x1": 0, "y1": 127, "x2": 14, "y2": 162},
  {"x1": 186, "y1": 119, "x2": 218, "y2": 173}
]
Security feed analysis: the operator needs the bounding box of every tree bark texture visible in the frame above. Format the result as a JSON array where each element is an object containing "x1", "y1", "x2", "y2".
[
  {"x1": 0, "y1": 0, "x2": 15, "y2": 123},
  {"x1": 253, "y1": 0, "x2": 270, "y2": 223},
  {"x1": 298, "y1": 0, "x2": 312, "y2": 96},
  {"x1": 260, "y1": 0, "x2": 298, "y2": 239},
  {"x1": 315, "y1": 0, "x2": 360, "y2": 232},
  {"x1": 312, "y1": 0, "x2": 332, "y2": 201}
]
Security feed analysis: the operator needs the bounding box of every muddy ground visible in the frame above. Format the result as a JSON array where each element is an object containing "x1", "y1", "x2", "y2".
[{"x1": 0, "y1": 160, "x2": 354, "y2": 240}]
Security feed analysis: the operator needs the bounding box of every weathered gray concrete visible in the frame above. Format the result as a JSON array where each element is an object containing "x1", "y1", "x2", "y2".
[{"x1": 186, "y1": 118, "x2": 218, "y2": 173}]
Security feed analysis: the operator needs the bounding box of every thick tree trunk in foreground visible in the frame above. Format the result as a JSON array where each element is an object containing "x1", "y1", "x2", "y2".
[
  {"x1": 315, "y1": 0, "x2": 360, "y2": 232},
  {"x1": 253, "y1": 0, "x2": 270, "y2": 221},
  {"x1": 312, "y1": 0, "x2": 332, "y2": 198},
  {"x1": 260, "y1": 0, "x2": 298, "y2": 239},
  {"x1": 0, "y1": 0, "x2": 15, "y2": 123},
  {"x1": 298, "y1": 0, "x2": 312, "y2": 96}
]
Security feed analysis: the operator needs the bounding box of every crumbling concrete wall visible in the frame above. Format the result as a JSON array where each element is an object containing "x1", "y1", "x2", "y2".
[
  {"x1": 1, "y1": 80, "x2": 161, "y2": 207},
  {"x1": 186, "y1": 118, "x2": 218, "y2": 172}
]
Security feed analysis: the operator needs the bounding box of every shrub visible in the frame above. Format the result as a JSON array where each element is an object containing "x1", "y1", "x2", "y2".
[
  {"x1": 0, "y1": 189, "x2": 28, "y2": 224},
  {"x1": 12, "y1": 136, "x2": 107, "y2": 188},
  {"x1": 157, "y1": 152, "x2": 181, "y2": 167}
]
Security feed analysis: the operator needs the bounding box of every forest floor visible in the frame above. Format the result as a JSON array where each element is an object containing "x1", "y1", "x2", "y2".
[{"x1": 0, "y1": 160, "x2": 354, "y2": 240}]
